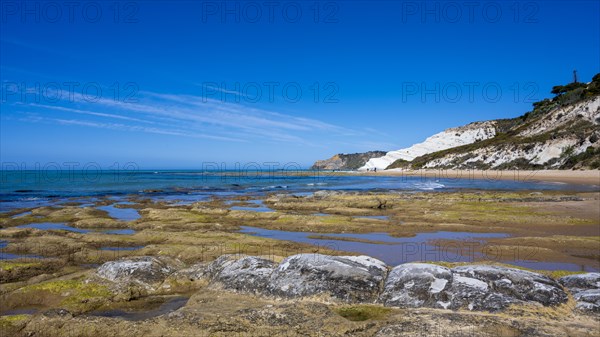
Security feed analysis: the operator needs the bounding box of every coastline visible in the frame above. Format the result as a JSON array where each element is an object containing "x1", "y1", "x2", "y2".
[
  {"x1": 2, "y1": 179, "x2": 599, "y2": 335},
  {"x1": 353, "y1": 169, "x2": 600, "y2": 186}
]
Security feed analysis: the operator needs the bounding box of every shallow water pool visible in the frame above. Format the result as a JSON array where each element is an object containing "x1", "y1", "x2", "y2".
[
  {"x1": 14, "y1": 222, "x2": 90, "y2": 233},
  {"x1": 88, "y1": 296, "x2": 189, "y2": 321},
  {"x1": 0, "y1": 240, "x2": 42, "y2": 260},
  {"x1": 97, "y1": 204, "x2": 141, "y2": 221},
  {"x1": 239, "y1": 226, "x2": 598, "y2": 271}
]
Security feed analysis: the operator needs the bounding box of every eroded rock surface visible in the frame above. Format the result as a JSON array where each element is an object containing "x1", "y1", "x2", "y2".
[
  {"x1": 559, "y1": 273, "x2": 600, "y2": 312},
  {"x1": 206, "y1": 255, "x2": 277, "y2": 294},
  {"x1": 93, "y1": 255, "x2": 577, "y2": 313},
  {"x1": 380, "y1": 263, "x2": 568, "y2": 311},
  {"x1": 450, "y1": 265, "x2": 567, "y2": 310},
  {"x1": 96, "y1": 256, "x2": 183, "y2": 291},
  {"x1": 379, "y1": 263, "x2": 453, "y2": 308},
  {"x1": 268, "y1": 254, "x2": 388, "y2": 302}
]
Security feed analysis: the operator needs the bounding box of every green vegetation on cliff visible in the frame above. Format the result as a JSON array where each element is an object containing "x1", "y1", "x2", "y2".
[{"x1": 387, "y1": 73, "x2": 600, "y2": 170}]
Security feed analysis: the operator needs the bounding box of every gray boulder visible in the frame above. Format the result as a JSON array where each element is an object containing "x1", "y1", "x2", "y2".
[
  {"x1": 96, "y1": 256, "x2": 182, "y2": 291},
  {"x1": 559, "y1": 272, "x2": 600, "y2": 290},
  {"x1": 168, "y1": 263, "x2": 208, "y2": 282},
  {"x1": 380, "y1": 264, "x2": 568, "y2": 311},
  {"x1": 206, "y1": 255, "x2": 276, "y2": 294},
  {"x1": 450, "y1": 265, "x2": 567, "y2": 311},
  {"x1": 559, "y1": 273, "x2": 600, "y2": 313},
  {"x1": 446, "y1": 273, "x2": 510, "y2": 311},
  {"x1": 379, "y1": 263, "x2": 453, "y2": 308},
  {"x1": 268, "y1": 254, "x2": 387, "y2": 302}
]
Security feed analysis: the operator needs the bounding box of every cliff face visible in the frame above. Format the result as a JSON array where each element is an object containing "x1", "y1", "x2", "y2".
[
  {"x1": 360, "y1": 121, "x2": 497, "y2": 171},
  {"x1": 392, "y1": 96, "x2": 600, "y2": 170},
  {"x1": 314, "y1": 76, "x2": 600, "y2": 171},
  {"x1": 311, "y1": 151, "x2": 387, "y2": 170}
]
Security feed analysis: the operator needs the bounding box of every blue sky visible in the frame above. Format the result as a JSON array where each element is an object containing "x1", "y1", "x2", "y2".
[{"x1": 1, "y1": 0, "x2": 599, "y2": 169}]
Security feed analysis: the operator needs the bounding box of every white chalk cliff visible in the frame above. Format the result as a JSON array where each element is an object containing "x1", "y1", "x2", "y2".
[
  {"x1": 359, "y1": 121, "x2": 497, "y2": 171},
  {"x1": 314, "y1": 77, "x2": 600, "y2": 171},
  {"x1": 420, "y1": 96, "x2": 600, "y2": 169}
]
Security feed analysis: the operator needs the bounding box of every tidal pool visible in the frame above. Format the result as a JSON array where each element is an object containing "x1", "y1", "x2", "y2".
[
  {"x1": 0, "y1": 308, "x2": 39, "y2": 316},
  {"x1": 10, "y1": 211, "x2": 32, "y2": 219},
  {"x1": 0, "y1": 240, "x2": 41, "y2": 260},
  {"x1": 97, "y1": 204, "x2": 141, "y2": 221},
  {"x1": 88, "y1": 296, "x2": 189, "y2": 321},
  {"x1": 239, "y1": 226, "x2": 597, "y2": 271},
  {"x1": 14, "y1": 222, "x2": 90, "y2": 233},
  {"x1": 240, "y1": 226, "x2": 508, "y2": 265}
]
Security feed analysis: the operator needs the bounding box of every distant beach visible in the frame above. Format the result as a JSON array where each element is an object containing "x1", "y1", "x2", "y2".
[{"x1": 356, "y1": 169, "x2": 600, "y2": 186}]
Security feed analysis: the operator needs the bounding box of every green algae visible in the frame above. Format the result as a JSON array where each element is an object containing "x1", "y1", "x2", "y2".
[{"x1": 0, "y1": 261, "x2": 42, "y2": 271}]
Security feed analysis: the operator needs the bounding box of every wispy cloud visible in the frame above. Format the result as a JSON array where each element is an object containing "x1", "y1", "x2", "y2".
[
  {"x1": 9, "y1": 86, "x2": 360, "y2": 147},
  {"x1": 17, "y1": 113, "x2": 246, "y2": 142},
  {"x1": 27, "y1": 103, "x2": 152, "y2": 124},
  {"x1": 5, "y1": 82, "x2": 364, "y2": 147}
]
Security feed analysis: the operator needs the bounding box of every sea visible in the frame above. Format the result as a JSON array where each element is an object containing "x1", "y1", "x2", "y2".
[{"x1": 1, "y1": 169, "x2": 597, "y2": 212}]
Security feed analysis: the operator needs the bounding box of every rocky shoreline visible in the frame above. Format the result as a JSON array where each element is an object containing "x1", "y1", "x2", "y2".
[
  {"x1": 1, "y1": 253, "x2": 599, "y2": 336},
  {"x1": 1, "y1": 189, "x2": 599, "y2": 336},
  {"x1": 94, "y1": 254, "x2": 599, "y2": 313}
]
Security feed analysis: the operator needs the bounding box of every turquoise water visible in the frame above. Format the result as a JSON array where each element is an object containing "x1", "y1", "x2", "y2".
[{"x1": 1, "y1": 170, "x2": 597, "y2": 212}]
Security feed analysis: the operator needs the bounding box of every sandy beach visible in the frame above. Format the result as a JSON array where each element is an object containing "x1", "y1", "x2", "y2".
[{"x1": 356, "y1": 169, "x2": 600, "y2": 186}]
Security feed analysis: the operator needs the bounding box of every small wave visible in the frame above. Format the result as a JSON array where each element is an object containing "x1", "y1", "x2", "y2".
[
  {"x1": 413, "y1": 182, "x2": 445, "y2": 190},
  {"x1": 542, "y1": 181, "x2": 567, "y2": 185},
  {"x1": 261, "y1": 185, "x2": 288, "y2": 190},
  {"x1": 21, "y1": 197, "x2": 42, "y2": 201}
]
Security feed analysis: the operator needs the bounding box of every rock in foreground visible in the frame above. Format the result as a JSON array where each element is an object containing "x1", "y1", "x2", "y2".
[
  {"x1": 94, "y1": 255, "x2": 577, "y2": 313},
  {"x1": 96, "y1": 256, "x2": 183, "y2": 291},
  {"x1": 559, "y1": 273, "x2": 600, "y2": 313},
  {"x1": 449, "y1": 265, "x2": 568, "y2": 310},
  {"x1": 379, "y1": 263, "x2": 568, "y2": 311},
  {"x1": 206, "y1": 255, "x2": 277, "y2": 294},
  {"x1": 268, "y1": 254, "x2": 388, "y2": 302},
  {"x1": 379, "y1": 263, "x2": 453, "y2": 308}
]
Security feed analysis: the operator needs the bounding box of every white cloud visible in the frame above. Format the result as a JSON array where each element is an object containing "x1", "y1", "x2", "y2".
[{"x1": 12, "y1": 87, "x2": 387, "y2": 151}]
